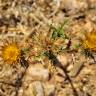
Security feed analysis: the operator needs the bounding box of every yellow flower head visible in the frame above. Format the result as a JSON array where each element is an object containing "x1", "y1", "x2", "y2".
[
  {"x1": 1, "y1": 43, "x2": 21, "y2": 64},
  {"x1": 83, "y1": 32, "x2": 96, "y2": 51}
]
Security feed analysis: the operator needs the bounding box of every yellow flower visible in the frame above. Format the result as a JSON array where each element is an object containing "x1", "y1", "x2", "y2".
[
  {"x1": 83, "y1": 32, "x2": 96, "y2": 51},
  {"x1": 2, "y1": 43, "x2": 21, "y2": 64}
]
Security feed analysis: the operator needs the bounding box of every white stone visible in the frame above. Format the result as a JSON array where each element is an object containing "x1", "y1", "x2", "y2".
[
  {"x1": 57, "y1": 53, "x2": 71, "y2": 67},
  {"x1": 25, "y1": 65, "x2": 49, "y2": 81},
  {"x1": 44, "y1": 83, "x2": 55, "y2": 96},
  {"x1": 23, "y1": 81, "x2": 44, "y2": 96},
  {"x1": 32, "y1": 81, "x2": 44, "y2": 96}
]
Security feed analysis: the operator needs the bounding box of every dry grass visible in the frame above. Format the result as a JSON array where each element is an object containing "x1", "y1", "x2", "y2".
[{"x1": 0, "y1": 0, "x2": 96, "y2": 96}]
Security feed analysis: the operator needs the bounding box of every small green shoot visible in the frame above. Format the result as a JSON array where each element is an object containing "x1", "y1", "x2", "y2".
[
  {"x1": 73, "y1": 44, "x2": 81, "y2": 49},
  {"x1": 51, "y1": 21, "x2": 69, "y2": 40}
]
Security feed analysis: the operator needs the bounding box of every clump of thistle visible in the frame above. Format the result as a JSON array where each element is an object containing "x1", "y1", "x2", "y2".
[
  {"x1": 49, "y1": 22, "x2": 70, "y2": 54},
  {"x1": 1, "y1": 40, "x2": 22, "y2": 64}
]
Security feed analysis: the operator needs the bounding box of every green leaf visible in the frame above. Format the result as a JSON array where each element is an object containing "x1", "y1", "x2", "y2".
[{"x1": 51, "y1": 21, "x2": 69, "y2": 40}]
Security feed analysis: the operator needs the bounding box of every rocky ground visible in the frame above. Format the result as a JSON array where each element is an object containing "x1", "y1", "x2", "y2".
[{"x1": 0, "y1": 0, "x2": 96, "y2": 96}]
